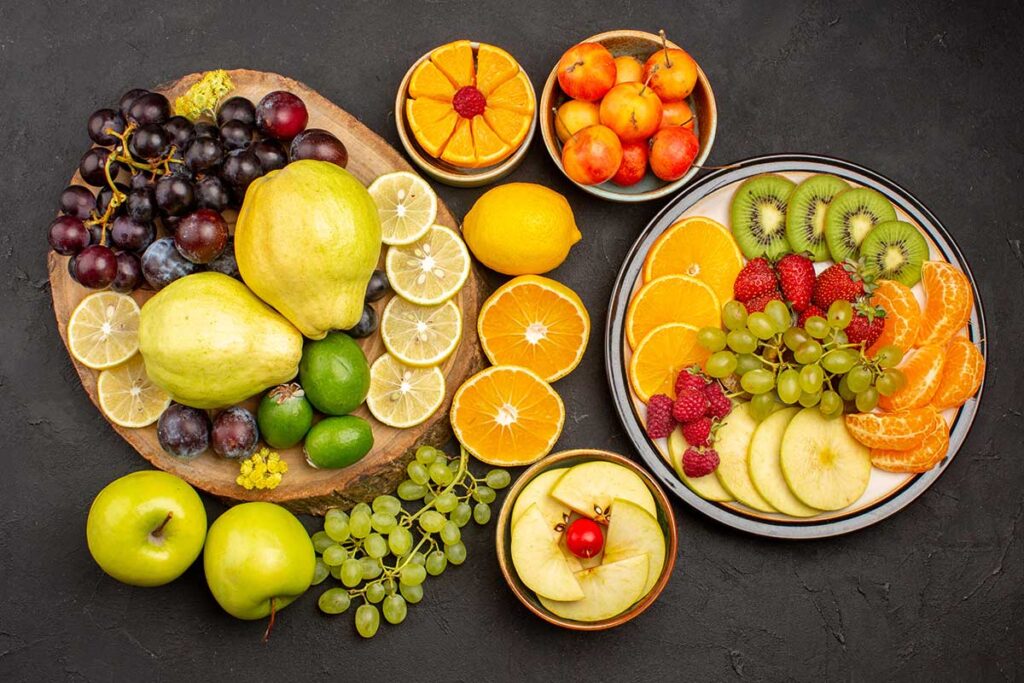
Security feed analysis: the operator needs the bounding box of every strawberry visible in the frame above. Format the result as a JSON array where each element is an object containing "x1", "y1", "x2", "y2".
[
  {"x1": 733, "y1": 257, "x2": 778, "y2": 303},
  {"x1": 675, "y1": 365, "x2": 708, "y2": 395},
  {"x1": 682, "y1": 447, "x2": 720, "y2": 478},
  {"x1": 846, "y1": 303, "x2": 886, "y2": 348},
  {"x1": 681, "y1": 416, "x2": 713, "y2": 446},
  {"x1": 672, "y1": 389, "x2": 709, "y2": 423},
  {"x1": 645, "y1": 394, "x2": 676, "y2": 439},
  {"x1": 703, "y1": 382, "x2": 732, "y2": 419},
  {"x1": 812, "y1": 261, "x2": 868, "y2": 311},
  {"x1": 776, "y1": 254, "x2": 815, "y2": 312},
  {"x1": 798, "y1": 305, "x2": 826, "y2": 327},
  {"x1": 745, "y1": 289, "x2": 782, "y2": 313}
]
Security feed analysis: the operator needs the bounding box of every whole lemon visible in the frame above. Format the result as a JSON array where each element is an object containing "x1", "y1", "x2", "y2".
[{"x1": 463, "y1": 183, "x2": 581, "y2": 275}]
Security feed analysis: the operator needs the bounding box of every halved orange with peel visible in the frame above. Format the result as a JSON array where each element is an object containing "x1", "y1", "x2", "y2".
[
  {"x1": 625, "y1": 275, "x2": 720, "y2": 349},
  {"x1": 641, "y1": 217, "x2": 743, "y2": 307},
  {"x1": 916, "y1": 261, "x2": 973, "y2": 347},
  {"x1": 628, "y1": 323, "x2": 710, "y2": 401},
  {"x1": 867, "y1": 280, "x2": 921, "y2": 355},
  {"x1": 845, "y1": 406, "x2": 937, "y2": 450},
  {"x1": 871, "y1": 412, "x2": 949, "y2": 473},
  {"x1": 878, "y1": 344, "x2": 946, "y2": 412},
  {"x1": 451, "y1": 365, "x2": 565, "y2": 466},
  {"x1": 931, "y1": 337, "x2": 985, "y2": 410}
]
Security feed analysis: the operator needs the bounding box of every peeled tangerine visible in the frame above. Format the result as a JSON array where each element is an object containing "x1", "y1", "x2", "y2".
[
  {"x1": 139, "y1": 272, "x2": 303, "y2": 409},
  {"x1": 235, "y1": 160, "x2": 381, "y2": 338}
]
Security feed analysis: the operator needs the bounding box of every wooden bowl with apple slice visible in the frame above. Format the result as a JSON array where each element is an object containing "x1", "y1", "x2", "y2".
[
  {"x1": 539, "y1": 29, "x2": 717, "y2": 202},
  {"x1": 495, "y1": 449, "x2": 678, "y2": 630}
]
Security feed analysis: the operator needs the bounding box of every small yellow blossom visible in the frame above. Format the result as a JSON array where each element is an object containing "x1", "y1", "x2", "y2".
[
  {"x1": 236, "y1": 448, "x2": 289, "y2": 491},
  {"x1": 174, "y1": 70, "x2": 234, "y2": 121}
]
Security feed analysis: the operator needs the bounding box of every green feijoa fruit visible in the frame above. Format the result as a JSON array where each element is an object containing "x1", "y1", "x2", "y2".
[
  {"x1": 304, "y1": 416, "x2": 373, "y2": 469},
  {"x1": 257, "y1": 383, "x2": 314, "y2": 449},
  {"x1": 299, "y1": 332, "x2": 370, "y2": 415}
]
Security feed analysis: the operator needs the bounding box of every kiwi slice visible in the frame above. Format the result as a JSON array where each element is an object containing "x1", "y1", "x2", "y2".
[
  {"x1": 785, "y1": 174, "x2": 849, "y2": 261},
  {"x1": 729, "y1": 174, "x2": 796, "y2": 259},
  {"x1": 824, "y1": 187, "x2": 897, "y2": 262},
  {"x1": 859, "y1": 220, "x2": 929, "y2": 287}
]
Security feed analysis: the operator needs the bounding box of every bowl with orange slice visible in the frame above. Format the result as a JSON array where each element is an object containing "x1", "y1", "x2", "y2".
[
  {"x1": 396, "y1": 40, "x2": 537, "y2": 187},
  {"x1": 605, "y1": 153, "x2": 986, "y2": 538}
]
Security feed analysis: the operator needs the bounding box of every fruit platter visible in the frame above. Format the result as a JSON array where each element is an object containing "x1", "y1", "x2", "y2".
[{"x1": 606, "y1": 154, "x2": 986, "y2": 538}]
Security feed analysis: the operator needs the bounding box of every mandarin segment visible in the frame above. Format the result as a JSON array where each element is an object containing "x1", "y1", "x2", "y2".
[
  {"x1": 440, "y1": 117, "x2": 476, "y2": 167},
  {"x1": 470, "y1": 115, "x2": 513, "y2": 167},
  {"x1": 867, "y1": 280, "x2": 922, "y2": 355},
  {"x1": 406, "y1": 99, "x2": 458, "y2": 157},
  {"x1": 483, "y1": 106, "x2": 531, "y2": 148},
  {"x1": 878, "y1": 344, "x2": 946, "y2": 411},
  {"x1": 870, "y1": 413, "x2": 950, "y2": 473},
  {"x1": 430, "y1": 39, "x2": 475, "y2": 88},
  {"x1": 916, "y1": 261, "x2": 973, "y2": 347},
  {"x1": 486, "y1": 71, "x2": 535, "y2": 115},
  {"x1": 641, "y1": 217, "x2": 744, "y2": 307},
  {"x1": 931, "y1": 337, "x2": 985, "y2": 409},
  {"x1": 628, "y1": 323, "x2": 710, "y2": 401},
  {"x1": 625, "y1": 274, "x2": 721, "y2": 349},
  {"x1": 409, "y1": 60, "x2": 457, "y2": 101},
  {"x1": 475, "y1": 43, "x2": 520, "y2": 96},
  {"x1": 845, "y1": 406, "x2": 938, "y2": 450}
]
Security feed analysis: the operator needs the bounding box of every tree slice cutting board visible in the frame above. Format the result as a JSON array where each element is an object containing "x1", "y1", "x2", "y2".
[{"x1": 47, "y1": 69, "x2": 487, "y2": 515}]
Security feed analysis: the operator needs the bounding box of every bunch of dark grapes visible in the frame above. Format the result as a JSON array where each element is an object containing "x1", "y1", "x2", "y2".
[{"x1": 48, "y1": 87, "x2": 349, "y2": 293}]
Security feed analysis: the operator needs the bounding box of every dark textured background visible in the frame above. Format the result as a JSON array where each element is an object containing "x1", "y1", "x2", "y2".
[{"x1": 1, "y1": 1, "x2": 1022, "y2": 681}]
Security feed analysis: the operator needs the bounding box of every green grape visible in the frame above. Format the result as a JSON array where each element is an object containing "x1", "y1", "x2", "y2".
[
  {"x1": 722, "y1": 300, "x2": 749, "y2": 331},
  {"x1": 799, "y1": 364, "x2": 824, "y2": 393},
  {"x1": 451, "y1": 502, "x2": 472, "y2": 527},
  {"x1": 312, "y1": 558, "x2": 329, "y2": 585},
  {"x1": 355, "y1": 604, "x2": 380, "y2": 638},
  {"x1": 415, "y1": 445, "x2": 439, "y2": 465},
  {"x1": 325, "y1": 514, "x2": 350, "y2": 543},
  {"x1": 445, "y1": 541, "x2": 468, "y2": 565},
  {"x1": 485, "y1": 469, "x2": 511, "y2": 489},
  {"x1": 855, "y1": 387, "x2": 879, "y2": 412},
  {"x1": 837, "y1": 374, "x2": 855, "y2": 401},
  {"x1": 697, "y1": 326, "x2": 728, "y2": 352},
  {"x1": 364, "y1": 533, "x2": 388, "y2": 559},
  {"x1": 340, "y1": 559, "x2": 363, "y2": 587},
  {"x1": 400, "y1": 563, "x2": 427, "y2": 586},
  {"x1": 366, "y1": 581, "x2": 385, "y2": 604},
  {"x1": 735, "y1": 353, "x2": 763, "y2": 375},
  {"x1": 410, "y1": 551, "x2": 426, "y2": 565},
  {"x1": 819, "y1": 390, "x2": 843, "y2": 417},
  {"x1": 740, "y1": 368, "x2": 775, "y2": 395},
  {"x1": 382, "y1": 578, "x2": 396, "y2": 595},
  {"x1": 311, "y1": 530, "x2": 334, "y2": 554},
  {"x1": 370, "y1": 512, "x2": 398, "y2": 533},
  {"x1": 749, "y1": 392, "x2": 777, "y2": 421},
  {"x1": 440, "y1": 521, "x2": 461, "y2": 545},
  {"x1": 352, "y1": 502, "x2": 371, "y2": 517},
  {"x1": 318, "y1": 587, "x2": 351, "y2": 615},
  {"x1": 821, "y1": 350, "x2": 857, "y2": 374},
  {"x1": 876, "y1": 368, "x2": 906, "y2": 396},
  {"x1": 765, "y1": 300, "x2": 792, "y2": 333},
  {"x1": 388, "y1": 526, "x2": 413, "y2": 556},
  {"x1": 874, "y1": 344, "x2": 904, "y2": 368},
  {"x1": 434, "y1": 492, "x2": 458, "y2": 513},
  {"x1": 804, "y1": 316, "x2": 829, "y2": 338},
  {"x1": 777, "y1": 368, "x2": 802, "y2": 404},
  {"x1": 705, "y1": 350, "x2": 738, "y2": 378},
  {"x1": 474, "y1": 502, "x2": 492, "y2": 525},
  {"x1": 783, "y1": 326, "x2": 810, "y2": 351},
  {"x1": 350, "y1": 510, "x2": 372, "y2": 538},
  {"x1": 330, "y1": 564, "x2": 344, "y2": 580},
  {"x1": 794, "y1": 340, "x2": 823, "y2": 364},
  {"x1": 831, "y1": 329, "x2": 849, "y2": 345},
  {"x1": 473, "y1": 486, "x2": 496, "y2": 504},
  {"x1": 419, "y1": 510, "x2": 446, "y2": 533},
  {"x1": 726, "y1": 329, "x2": 757, "y2": 354},
  {"x1": 747, "y1": 312, "x2": 776, "y2": 340},
  {"x1": 323, "y1": 544, "x2": 348, "y2": 567},
  {"x1": 400, "y1": 582, "x2": 423, "y2": 604},
  {"x1": 425, "y1": 550, "x2": 448, "y2": 576},
  {"x1": 846, "y1": 365, "x2": 872, "y2": 393},
  {"x1": 397, "y1": 480, "x2": 427, "y2": 501},
  {"x1": 407, "y1": 461, "x2": 430, "y2": 485},
  {"x1": 827, "y1": 300, "x2": 853, "y2": 329},
  {"x1": 423, "y1": 491, "x2": 436, "y2": 505},
  {"x1": 382, "y1": 594, "x2": 408, "y2": 625},
  {"x1": 447, "y1": 458, "x2": 461, "y2": 473},
  {"x1": 798, "y1": 390, "x2": 822, "y2": 407},
  {"x1": 429, "y1": 461, "x2": 454, "y2": 486},
  {"x1": 360, "y1": 557, "x2": 384, "y2": 580},
  {"x1": 372, "y1": 494, "x2": 402, "y2": 516}
]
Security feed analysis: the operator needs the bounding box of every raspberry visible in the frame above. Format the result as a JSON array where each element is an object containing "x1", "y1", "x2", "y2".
[
  {"x1": 681, "y1": 416, "x2": 712, "y2": 446},
  {"x1": 703, "y1": 382, "x2": 732, "y2": 419},
  {"x1": 644, "y1": 394, "x2": 676, "y2": 439},
  {"x1": 682, "y1": 446, "x2": 720, "y2": 478},
  {"x1": 672, "y1": 389, "x2": 709, "y2": 423},
  {"x1": 745, "y1": 289, "x2": 782, "y2": 313},
  {"x1": 675, "y1": 365, "x2": 708, "y2": 395},
  {"x1": 452, "y1": 86, "x2": 487, "y2": 118}
]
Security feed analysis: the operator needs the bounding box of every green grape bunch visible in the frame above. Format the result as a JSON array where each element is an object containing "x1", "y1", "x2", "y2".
[{"x1": 311, "y1": 445, "x2": 511, "y2": 638}]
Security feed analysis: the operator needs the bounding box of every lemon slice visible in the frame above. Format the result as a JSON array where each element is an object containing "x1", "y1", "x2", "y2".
[
  {"x1": 381, "y1": 297, "x2": 463, "y2": 367},
  {"x1": 385, "y1": 224, "x2": 471, "y2": 305},
  {"x1": 366, "y1": 354, "x2": 446, "y2": 429},
  {"x1": 368, "y1": 171, "x2": 438, "y2": 246},
  {"x1": 97, "y1": 355, "x2": 171, "y2": 428},
  {"x1": 67, "y1": 292, "x2": 141, "y2": 370}
]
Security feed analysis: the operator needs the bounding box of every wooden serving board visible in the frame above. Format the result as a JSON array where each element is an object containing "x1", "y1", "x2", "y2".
[{"x1": 47, "y1": 69, "x2": 487, "y2": 515}]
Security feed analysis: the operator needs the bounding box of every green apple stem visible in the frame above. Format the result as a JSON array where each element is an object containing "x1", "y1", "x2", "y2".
[
  {"x1": 262, "y1": 598, "x2": 277, "y2": 643},
  {"x1": 149, "y1": 512, "x2": 173, "y2": 543}
]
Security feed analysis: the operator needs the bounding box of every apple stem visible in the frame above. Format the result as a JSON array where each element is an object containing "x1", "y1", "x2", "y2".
[
  {"x1": 262, "y1": 598, "x2": 276, "y2": 643},
  {"x1": 151, "y1": 511, "x2": 173, "y2": 538},
  {"x1": 659, "y1": 29, "x2": 672, "y2": 68},
  {"x1": 640, "y1": 71, "x2": 655, "y2": 97}
]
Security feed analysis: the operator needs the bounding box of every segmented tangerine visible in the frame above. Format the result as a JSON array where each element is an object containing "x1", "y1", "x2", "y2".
[
  {"x1": 931, "y1": 337, "x2": 985, "y2": 410},
  {"x1": 870, "y1": 412, "x2": 949, "y2": 473},
  {"x1": 916, "y1": 261, "x2": 973, "y2": 347},
  {"x1": 878, "y1": 344, "x2": 946, "y2": 411},
  {"x1": 867, "y1": 280, "x2": 921, "y2": 355},
  {"x1": 845, "y1": 406, "x2": 937, "y2": 450}
]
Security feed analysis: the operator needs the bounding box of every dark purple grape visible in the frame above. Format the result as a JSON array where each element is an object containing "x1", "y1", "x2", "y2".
[
  {"x1": 110, "y1": 251, "x2": 143, "y2": 292},
  {"x1": 73, "y1": 245, "x2": 118, "y2": 289},
  {"x1": 163, "y1": 116, "x2": 195, "y2": 150},
  {"x1": 79, "y1": 148, "x2": 125, "y2": 187},
  {"x1": 211, "y1": 406, "x2": 259, "y2": 459},
  {"x1": 88, "y1": 224, "x2": 113, "y2": 247},
  {"x1": 256, "y1": 91, "x2": 308, "y2": 139},
  {"x1": 67, "y1": 255, "x2": 79, "y2": 282},
  {"x1": 141, "y1": 237, "x2": 200, "y2": 289},
  {"x1": 97, "y1": 182, "x2": 129, "y2": 215},
  {"x1": 194, "y1": 120, "x2": 221, "y2": 140},
  {"x1": 162, "y1": 215, "x2": 182, "y2": 234},
  {"x1": 217, "y1": 96, "x2": 256, "y2": 126},
  {"x1": 221, "y1": 148, "x2": 262, "y2": 194},
  {"x1": 110, "y1": 215, "x2": 155, "y2": 252},
  {"x1": 184, "y1": 136, "x2": 223, "y2": 173},
  {"x1": 130, "y1": 172, "x2": 156, "y2": 190},
  {"x1": 252, "y1": 139, "x2": 288, "y2": 173},
  {"x1": 155, "y1": 175, "x2": 196, "y2": 216},
  {"x1": 220, "y1": 120, "x2": 254, "y2": 151},
  {"x1": 207, "y1": 240, "x2": 240, "y2": 279},
  {"x1": 365, "y1": 269, "x2": 390, "y2": 302},
  {"x1": 119, "y1": 89, "x2": 151, "y2": 120},
  {"x1": 60, "y1": 185, "x2": 96, "y2": 220},
  {"x1": 126, "y1": 188, "x2": 156, "y2": 223},
  {"x1": 195, "y1": 176, "x2": 232, "y2": 212},
  {"x1": 174, "y1": 209, "x2": 228, "y2": 264},
  {"x1": 290, "y1": 129, "x2": 348, "y2": 168},
  {"x1": 129, "y1": 123, "x2": 169, "y2": 159},
  {"x1": 127, "y1": 92, "x2": 170, "y2": 126},
  {"x1": 48, "y1": 216, "x2": 91, "y2": 255},
  {"x1": 344, "y1": 303, "x2": 379, "y2": 338},
  {"x1": 165, "y1": 158, "x2": 191, "y2": 178},
  {"x1": 157, "y1": 403, "x2": 210, "y2": 459},
  {"x1": 87, "y1": 108, "x2": 126, "y2": 146}
]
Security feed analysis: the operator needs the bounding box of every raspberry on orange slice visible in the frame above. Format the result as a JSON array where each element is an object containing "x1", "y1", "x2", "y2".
[
  {"x1": 878, "y1": 344, "x2": 946, "y2": 412},
  {"x1": 916, "y1": 261, "x2": 973, "y2": 347},
  {"x1": 867, "y1": 280, "x2": 922, "y2": 355},
  {"x1": 870, "y1": 412, "x2": 949, "y2": 473},
  {"x1": 931, "y1": 337, "x2": 985, "y2": 410},
  {"x1": 845, "y1": 406, "x2": 938, "y2": 450}
]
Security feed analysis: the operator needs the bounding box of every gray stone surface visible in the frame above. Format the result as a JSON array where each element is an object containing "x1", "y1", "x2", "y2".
[{"x1": 1, "y1": 1, "x2": 1021, "y2": 680}]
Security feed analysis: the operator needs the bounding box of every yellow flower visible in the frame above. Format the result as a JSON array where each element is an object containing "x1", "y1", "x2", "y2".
[
  {"x1": 236, "y1": 447, "x2": 287, "y2": 491},
  {"x1": 174, "y1": 70, "x2": 234, "y2": 121}
]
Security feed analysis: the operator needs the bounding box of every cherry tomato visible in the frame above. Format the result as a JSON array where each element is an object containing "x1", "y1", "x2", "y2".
[{"x1": 565, "y1": 518, "x2": 604, "y2": 559}]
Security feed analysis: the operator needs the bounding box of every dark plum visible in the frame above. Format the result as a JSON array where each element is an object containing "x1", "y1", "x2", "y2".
[
  {"x1": 155, "y1": 175, "x2": 196, "y2": 216},
  {"x1": 73, "y1": 245, "x2": 118, "y2": 289},
  {"x1": 206, "y1": 240, "x2": 240, "y2": 279},
  {"x1": 129, "y1": 123, "x2": 169, "y2": 159},
  {"x1": 126, "y1": 187, "x2": 156, "y2": 223},
  {"x1": 141, "y1": 237, "x2": 200, "y2": 289},
  {"x1": 364, "y1": 269, "x2": 391, "y2": 302},
  {"x1": 110, "y1": 251, "x2": 144, "y2": 292},
  {"x1": 217, "y1": 96, "x2": 256, "y2": 126},
  {"x1": 252, "y1": 139, "x2": 288, "y2": 173},
  {"x1": 157, "y1": 403, "x2": 211, "y2": 459},
  {"x1": 220, "y1": 119, "x2": 254, "y2": 151},
  {"x1": 59, "y1": 185, "x2": 96, "y2": 220},
  {"x1": 87, "y1": 108, "x2": 126, "y2": 146},
  {"x1": 118, "y1": 88, "x2": 151, "y2": 120},
  {"x1": 194, "y1": 176, "x2": 232, "y2": 212},
  {"x1": 174, "y1": 209, "x2": 228, "y2": 264},
  {"x1": 255, "y1": 91, "x2": 308, "y2": 140},
  {"x1": 79, "y1": 147, "x2": 125, "y2": 186},
  {"x1": 290, "y1": 128, "x2": 348, "y2": 168},
  {"x1": 211, "y1": 406, "x2": 259, "y2": 459},
  {"x1": 48, "y1": 216, "x2": 91, "y2": 255},
  {"x1": 127, "y1": 92, "x2": 171, "y2": 126},
  {"x1": 184, "y1": 136, "x2": 224, "y2": 173},
  {"x1": 110, "y1": 215, "x2": 155, "y2": 253},
  {"x1": 162, "y1": 116, "x2": 195, "y2": 149},
  {"x1": 221, "y1": 148, "x2": 262, "y2": 194},
  {"x1": 344, "y1": 303, "x2": 379, "y2": 338}
]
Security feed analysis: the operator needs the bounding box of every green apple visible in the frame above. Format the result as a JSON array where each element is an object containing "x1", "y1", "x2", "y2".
[
  {"x1": 538, "y1": 553, "x2": 649, "y2": 622},
  {"x1": 550, "y1": 461, "x2": 656, "y2": 519},
  {"x1": 602, "y1": 498, "x2": 666, "y2": 595},
  {"x1": 713, "y1": 402, "x2": 777, "y2": 512},
  {"x1": 510, "y1": 504, "x2": 584, "y2": 601},
  {"x1": 748, "y1": 407, "x2": 820, "y2": 517},
  {"x1": 780, "y1": 408, "x2": 871, "y2": 511},
  {"x1": 86, "y1": 470, "x2": 207, "y2": 587},
  {"x1": 203, "y1": 502, "x2": 315, "y2": 620},
  {"x1": 511, "y1": 468, "x2": 583, "y2": 572}
]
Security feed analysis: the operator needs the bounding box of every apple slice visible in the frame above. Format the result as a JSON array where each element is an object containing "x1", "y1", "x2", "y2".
[
  {"x1": 538, "y1": 554, "x2": 649, "y2": 622},
  {"x1": 668, "y1": 427, "x2": 733, "y2": 502},
  {"x1": 748, "y1": 408, "x2": 821, "y2": 518},
  {"x1": 602, "y1": 498, "x2": 666, "y2": 595},
  {"x1": 510, "y1": 504, "x2": 584, "y2": 601},
  {"x1": 780, "y1": 408, "x2": 871, "y2": 511},
  {"x1": 511, "y1": 468, "x2": 583, "y2": 571},
  {"x1": 550, "y1": 461, "x2": 657, "y2": 519},
  {"x1": 713, "y1": 402, "x2": 777, "y2": 512}
]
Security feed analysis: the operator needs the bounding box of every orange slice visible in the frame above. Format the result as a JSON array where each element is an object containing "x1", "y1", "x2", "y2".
[
  {"x1": 477, "y1": 275, "x2": 590, "y2": 382},
  {"x1": 475, "y1": 43, "x2": 519, "y2": 96},
  {"x1": 641, "y1": 217, "x2": 744, "y2": 307},
  {"x1": 931, "y1": 337, "x2": 985, "y2": 410},
  {"x1": 916, "y1": 261, "x2": 973, "y2": 347},
  {"x1": 440, "y1": 117, "x2": 475, "y2": 167},
  {"x1": 628, "y1": 323, "x2": 710, "y2": 401},
  {"x1": 470, "y1": 115, "x2": 512, "y2": 167},
  {"x1": 625, "y1": 275, "x2": 720, "y2": 349},
  {"x1": 486, "y1": 71, "x2": 535, "y2": 115},
  {"x1": 409, "y1": 60, "x2": 457, "y2": 101},
  {"x1": 451, "y1": 365, "x2": 565, "y2": 466},
  {"x1": 430, "y1": 39, "x2": 475, "y2": 88},
  {"x1": 867, "y1": 280, "x2": 922, "y2": 355},
  {"x1": 483, "y1": 106, "x2": 531, "y2": 148},
  {"x1": 878, "y1": 344, "x2": 946, "y2": 412},
  {"x1": 845, "y1": 406, "x2": 938, "y2": 450},
  {"x1": 406, "y1": 99, "x2": 458, "y2": 157},
  {"x1": 871, "y1": 413, "x2": 949, "y2": 473}
]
